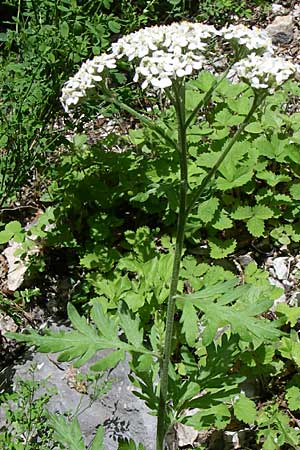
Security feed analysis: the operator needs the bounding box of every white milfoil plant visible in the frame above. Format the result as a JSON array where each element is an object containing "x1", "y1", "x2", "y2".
[{"x1": 59, "y1": 22, "x2": 298, "y2": 450}]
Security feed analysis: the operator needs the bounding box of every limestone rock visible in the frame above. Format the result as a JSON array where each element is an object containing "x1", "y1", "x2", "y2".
[{"x1": 266, "y1": 14, "x2": 294, "y2": 44}]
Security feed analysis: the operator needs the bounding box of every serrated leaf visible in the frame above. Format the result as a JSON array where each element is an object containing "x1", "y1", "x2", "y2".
[
  {"x1": 256, "y1": 170, "x2": 291, "y2": 187},
  {"x1": 290, "y1": 183, "x2": 300, "y2": 200},
  {"x1": 231, "y1": 206, "x2": 252, "y2": 220},
  {"x1": 252, "y1": 205, "x2": 273, "y2": 220},
  {"x1": 212, "y1": 209, "x2": 233, "y2": 230},
  {"x1": 91, "y1": 300, "x2": 119, "y2": 341},
  {"x1": 90, "y1": 426, "x2": 105, "y2": 450},
  {"x1": 180, "y1": 302, "x2": 199, "y2": 347},
  {"x1": 276, "y1": 303, "x2": 300, "y2": 327},
  {"x1": 120, "y1": 310, "x2": 144, "y2": 348},
  {"x1": 247, "y1": 216, "x2": 265, "y2": 237},
  {"x1": 197, "y1": 197, "x2": 219, "y2": 223},
  {"x1": 245, "y1": 122, "x2": 263, "y2": 134},
  {"x1": 209, "y1": 238, "x2": 236, "y2": 259},
  {"x1": 123, "y1": 292, "x2": 145, "y2": 312},
  {"x1": 90, "y1": 349, "x2": 125, "y2": 372},
  {"x1": 7, "y1": 303, "x2": 124, "y2": 367},
  {"x1": 194, "y1": 70, "x2": 216, "y2": 91},
  {"x1": 286, "y1": 386, "x2": 300, "y2": 411},
  {"x1": 234, "y1": 394, "x2": 256, "y2": 423},
  {"x1": 48, "y1": 415, "x2": 85, "y2": 450}
]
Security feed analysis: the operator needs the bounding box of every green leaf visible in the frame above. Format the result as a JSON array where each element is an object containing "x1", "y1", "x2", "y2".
[
  {"x1": 48, "y1": 415, "x2": 85, "y2": 450},
  {"x1": 252, "y1": 205, "x2": 273, "y2": 220},
  {"x1": 0, "y1": 229, "x2": 13, "y2": 244},
  {"x1": 245, "y1": 122, "x2": 263, "y2": 134},
  {"x1": 231, "y1": 206, "x2": 252, "y2": 220},
  {"x1": 290, "y1": 183, "x2": 300, "y2": 200},
  {"x1": 119, "y1": 310, "x2": 144, "y2": 348},
  {"x1": 91, "y1": 300, "x2": 119, "y2": 341},
  {"x1": 90, "y1": 349, "x2": 125, "y2": 372},
  {"x1": 276, "y1": 303, "x2": 300, "y2": 327},
  {"x1": 180, "y1": 302, "x2": 199, "y2": 347},
  {"x1": 8, "y1": 303, "x2": 124, "y2": 368},
  {"x1": 118, "y1": 439, "x2": 145, "y2": 450},
  {"x1": 286, "y1": 386, "x2": 300, "y2": 411},
  {"x1": 123, "y1": 292, "x2": 145, "y2": 312},
  {"x1": 108, "y1": 20, "x2": 121, "y2": 33},
  {"x1": 194, "y1": 70, "x2": 216, "y2": 91},
  {"x1": 59, "y1": 21, "x2": 69, "y2": 39},
  {"x1": 212, "y1": 209, "x2": 233, "y2": 230},
  {"x1": 233, "y1": 394, "x2": 256, "y2": 423},
  {"x1": 6, "y1": 221, "x2": 22, "y2": 234},
  {"x1": 90, "y1": 426, "x2": 105, "y2": 450},
  {"x1": 247, "y1": 216, "x2": 265, "y2": 237},
  {"x1": 209, "y1": 238, "x2": 236, "y2": 259},
  {"x1": 197, "y1": 197, "x2": 219, "y2": 223},
  {"x1": 256, "y1": 170, "x2": 291, "y2": 187}
]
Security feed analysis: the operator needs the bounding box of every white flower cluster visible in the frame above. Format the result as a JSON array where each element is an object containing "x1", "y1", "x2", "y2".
[
  {"x1": 228, "y1": 53, "x2": 297, "y2": 92},
  {"x1": 222, "y1": 24, "x2": 274, "y2": 55},
  {"x1": 60, "y1": 21, "x2": 298, "y2": 111},
  {"x1": 111, "y1": 22, "x2": 218, "y2": 90},
  {"x1": 61, "y1": 53, "x2": 116, "y2": 111}
]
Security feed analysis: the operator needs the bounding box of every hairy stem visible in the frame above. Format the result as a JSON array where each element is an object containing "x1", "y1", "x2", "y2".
[{"x1": 156, "y1": 80, "x2": 188, "y2": 450}]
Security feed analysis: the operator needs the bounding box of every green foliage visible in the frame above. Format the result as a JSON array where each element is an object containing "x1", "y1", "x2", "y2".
[
  {"x1": 0, "y1": 374, "x2": 61, "y2": 450},
  {"x1": 256, "y1": 404, "x2": 300, "y2": 449}
]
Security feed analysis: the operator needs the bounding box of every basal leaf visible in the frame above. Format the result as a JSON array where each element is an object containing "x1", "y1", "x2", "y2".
[
  {"x1": 197, "y1": 197, "x2": 219, "y2": 223},
  {"x1": 286, "y1": 386, "x2": 300, "y2": 411},
  {"x1": 123, "y1": 292, "x2": 145, "y2": 312},
  {"x1": 209, "y1": 238, "x2": 236, "y2": 259},
  {"x1": 231, "y1": 206, "x2": 252, "y2": 220},
  {"x1": 290, "y1": 183, "x2": 300, "y2": 200},
  {"x1": 48, "y1": 415, "x2": 85, "y2": 450},
  {"x1": 90, "y1": 426, "x2": 105, "y2": 450},
  {"x1": 90, "y1": 349, "x2": 125, "y2": 372},
  {"x1": 180, "y1": 301, "x2": 199, "y2": 347},
  {"x1": 233, "y1": 394, "x2": 257, "y2": 423},
  {"x1": 212, "y1": 209, "x2": 233, "y2": 230},
  {"x1": 91, "y1": 300, "x2": 119, "y2": 342},
  {"x1": 119, "y1": 310, "x2": 144, "y2": 348},
  {"x1": 247, "y1": 216, "x2": 265, "y2": 237},
  {"x1": 252, "y1": 205, "x2": 273, "y2": 220},
  {"x1": 245, "y1": 122, "x2": 263, "y2": 134}
]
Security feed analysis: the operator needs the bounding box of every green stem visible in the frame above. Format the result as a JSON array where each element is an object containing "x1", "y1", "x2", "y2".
[
  {"x1": 156, "y1": 80, "x2": 188, "y2": 450},
  {"x1": 101, "y1": 87, "x2": 178, "y2": 152},
  {"x1": 184, "y1": 67, "x2": 231, "y2": 132},
  {"x1": 186, "y1": 92, "x2": 264, "y2": 216}
]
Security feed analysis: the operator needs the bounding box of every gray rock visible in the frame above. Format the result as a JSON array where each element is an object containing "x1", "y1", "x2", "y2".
[
  {"x1": 8, "y1": 350, "x2": 156, "y2": 450},
  {"x1": 266, "y1": 15, "x2": 294, "y2": 44},
  {"x1": 271, "y1": 256, "x2": 290, "y2": 280}
]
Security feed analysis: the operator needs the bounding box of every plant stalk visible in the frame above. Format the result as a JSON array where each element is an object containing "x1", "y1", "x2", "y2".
[{"x1": 156, "y1": 80, "x2": 188, "y2": 450}]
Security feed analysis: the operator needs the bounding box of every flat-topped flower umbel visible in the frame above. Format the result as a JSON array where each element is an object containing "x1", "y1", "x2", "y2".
[{"x1": 61, "y1": 21, "x2": 298, "y2": 111}]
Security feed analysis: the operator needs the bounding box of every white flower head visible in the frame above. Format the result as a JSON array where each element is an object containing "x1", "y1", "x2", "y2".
[
  {"x1": 222, "y1": 24, "x2": 274, "y2": 56},
  {"x1": 228, "y1": 53, "x2": 298, "y2": 92},
  {"x1": 61, "y1": 53, "x2": 116, "y2": 112}
]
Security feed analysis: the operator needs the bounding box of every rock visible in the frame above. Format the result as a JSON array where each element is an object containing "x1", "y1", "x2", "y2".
[
  {"x1": 7, "y1": 350, "x2": 156, "y2": 450},
  {"x1": 271, "y1": 3, "x2": 289, "y2": 16},
  {"x1": 174, "y1": 422, "x2": 199, "y2": 447},
  {"x1": 266, "y1": 15, "x2": 294, "y2": 44},
  {"x1": 2, "y1": 240, "x2": 39, "y2": 292},
  {"x1": 271, "y1": 256, "x2": 290, "y2": 280}
]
